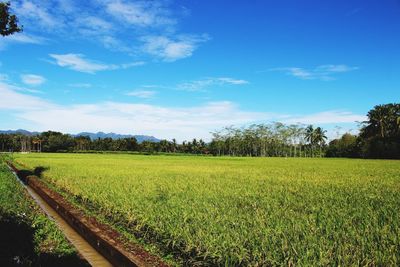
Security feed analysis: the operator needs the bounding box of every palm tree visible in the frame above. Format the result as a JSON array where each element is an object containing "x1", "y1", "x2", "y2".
[
  {"x1": 172, "y1": 138, "x2": 177, "y2": 153},
  {"x1": 314, "y1": 127, "x2": 327, "y2": 157},
  {"x1": 367, "y1": 105, "x2": 388, "y2": 138},
  {"x1": 305, "y1": 125, "x2": 315, "y2": 157}
]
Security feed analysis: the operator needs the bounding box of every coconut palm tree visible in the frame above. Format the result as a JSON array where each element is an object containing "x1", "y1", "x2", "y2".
[
  {"x1": 172, "y1": 138, "x2": 177, "y2": 153},
  {"x1": 366, "y1": 104, "x2": 388, "y2": 138},
  {"x1": 314, "y1": 127, "x2": 327, "y2": 157},
  {"x1": 305, "y1": 125, "x2": 315, "y2": 157},
  {"x1": 397, "y1": 117, "x2": 400, "y2": 130}
]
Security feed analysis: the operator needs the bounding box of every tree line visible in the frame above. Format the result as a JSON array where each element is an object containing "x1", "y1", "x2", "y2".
[
  {"x1": 0, "y1": 103, "x2": 398, "y2": 158},
  {"x1": 0, "y1": 126, "x2": 326, "y2": 156},
  {"x1": 208, "y1": 123, "x2": 327, "y2": 157},
  {"x1": 0, "y1": 131, "x2": 211, "y2": 154},
  {"x1": 326, "y1": 103, "x2": 400, "y2": 159},
  {"x1": 210, "y1": 103, "x2": 399, "y2": 159}
]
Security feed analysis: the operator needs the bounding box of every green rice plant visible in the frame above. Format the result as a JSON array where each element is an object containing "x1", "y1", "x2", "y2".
[
  {"x1": 0, "y1": 156, "x2": 88, "y2": 266},
  {"x1": 14, "y1": 153, "x2": 400, "y2": 266}
]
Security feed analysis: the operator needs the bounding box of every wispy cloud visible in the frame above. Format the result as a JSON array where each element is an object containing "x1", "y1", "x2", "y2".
[
  {"x1": 105, "y1": 0, "x2": 176, "y2": 27},
  {"x1": 75, "y1": 16, "x2": 113, "y2": 34},
  {"x1": 0, "y1": 82, "x2": 52, "y2": 110},
  {"x1": 0, "y1": 33, "x2": 45, "y2": 50},
  {"x1": 142, "y1": 35, "x2": 209, "y2": 61},
  {"x1": 48, "y1": 54, "x2": 144, "y2": 74},
  {"x1": 20, "y1": 74, "x2": 46, "y2": 86},
  {"x1": 177, "y1": 77, "x2": 249, "y2": 92},
  {"x1": 49, "y1": 54, "x2": 115, "y2": 73},
  {"x1": 126, "y1": 90, "x2": 157, "y2": 99},
  {"x1": 270, "y1": 64, "x2": 358, "y2": 80},
  {"x1": 12, "y1": 0, "x2": 209, "y2": 60},
  {"x1": 120, "y1": 61, "x2": 146, "y2": 69},
  {"x1": 14, "y1": 0, "x2": 58, "y2": 29},
  {"x1": 283, "y1": 110, "x2": 366, "y2": 124},
  {"x1": 217, "y1": 77, "x2": 249, "y2": 85},
  {"x1": 68, "y1": 83, "x2": 92, "y2": 88}
]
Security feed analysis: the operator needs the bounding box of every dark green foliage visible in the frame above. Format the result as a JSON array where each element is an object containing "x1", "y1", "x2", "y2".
[
  {"x1": 326, "y1": 133, "x2": 358, "y2": 158},
  {"x1": 361, "y1": 103, "x2": 400, "y2": 139},
  {"x1": 326, "y1": 103, "x2": 400, "y2": 159},
  {"x1": 0, "y1": 2, "x2": 22, "y2": 36},
  {"x1": 359, "y1": 103, "x2": 400, "y2": 159},
  {"x1": 0, "y1": 130, "x2": 208, "y2": 154}
]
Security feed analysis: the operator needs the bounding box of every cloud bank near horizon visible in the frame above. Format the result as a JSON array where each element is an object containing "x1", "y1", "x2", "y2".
[{"x1": 0, "y1": 82, "x2": 366, "y2": 141}]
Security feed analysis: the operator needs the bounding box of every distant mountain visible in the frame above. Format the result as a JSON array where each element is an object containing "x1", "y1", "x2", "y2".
[
  {"x1": 76, "y1": 132, "x2": 160, "y2": 143},
  {"x1": 0, "y1": 129, "x2": 40, "y2": 136},
  {"x1": 131, "y1": 135, "x2": 161, "y2": 143},
  {"x1": 0, "y1": 130, "x2": 160, "y2": 143}
]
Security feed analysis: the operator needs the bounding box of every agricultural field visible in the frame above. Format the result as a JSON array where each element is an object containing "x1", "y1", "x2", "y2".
[
  {"x1": 13, "y1": 153, "x2": 400, "y2": 266},
  {"x1": 0, "y1": 156, "x2": 88, "y2": 267}
]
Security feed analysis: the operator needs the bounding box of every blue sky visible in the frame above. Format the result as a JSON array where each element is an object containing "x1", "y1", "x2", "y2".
[{"x1": 0, "y1": 0, "x2": 399, "y2": 141}]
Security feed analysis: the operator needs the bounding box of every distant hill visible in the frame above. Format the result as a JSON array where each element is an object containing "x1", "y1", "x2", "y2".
[
  {"x1": 0, "y1": 130, "x2": 160, "y2": 143},
  {"x1": 0, "y1": 129, "x2": 40, "y2": 136},
  {"x1": 76, "y1": 132, "x2": 160, "y2": 143}
]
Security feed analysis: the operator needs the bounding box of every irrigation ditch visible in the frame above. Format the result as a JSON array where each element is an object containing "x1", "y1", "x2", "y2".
[{"x1": 7, "y1": 161, "x2": 169, "y2": 267}]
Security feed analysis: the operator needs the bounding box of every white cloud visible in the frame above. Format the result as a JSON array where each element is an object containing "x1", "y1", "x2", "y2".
[
  {"x1": 68, "y1": 83, "x2": 92, "y2": 88},
  {"x1": 126, "y1": 90, "x2": 157, "y2": 99},
  {"x1": 15, "y1": 101, "x2": 267, "y2": 141},
  {"x1": 20, "y1": 74, "x2": 46, "y2": 86},
  {"x1": 11, "y1": 0, "x2": 209, "y2": 60},
  {"x1": 316, "y1": 64, "x2": 358, "y2": 73},
  {"x1": 1, "y1": 82, "x2": 364, "y2": 141},
  {"x1": 142, "y1": 35, "x2": 209, "y2": 61},
  {"x1": 14, "y1": 0, "x2": 58, "y2": 29},
  {"x1": 49, "y1": 54, "x2": 115, "y2": 73},
  {"x1": 48, "y1": 54, "x2": 144, "y2": 74},
  {"x1": 3, "y1": 33, "x2": 44, "y2": 44},
  {"x1": 0, "y1": 33, "x2": 45, "y2": 50},
  {"x1": 0, "y1": 81, "x2": 265, "y2": 141},
  {"x1": 121, "y1": 61, "x2": 146, "y2": 69},
  {"x1": 76, "y1": 16, "x2": 113, "y2": 33},
  {"x1": 217, "y1": 77, "x2": 249, "y2": 85},
  {"x1": 283, "y1": 110, "x2": 366, "y2": 124},
  {"x1": 105, "y1": 0, "x2": 176, "y2": 27},
  {"x1": 0, "y1": 82, "x2": 53, "y2": 110},
  {"x1": 271, "y1": 64, "x2": 358, "y2": 80},
  {"x1": 177, "y1": 77, "x2": 249, "y2": 92}
]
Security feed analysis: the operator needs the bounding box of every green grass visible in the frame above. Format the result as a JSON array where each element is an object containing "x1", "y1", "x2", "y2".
[
  {"x1": 14, "y1": 153, "x2": 400, "y2": 266},
  {"x1": 0, "y1": 155, "x2": 88, "y2": 266}
]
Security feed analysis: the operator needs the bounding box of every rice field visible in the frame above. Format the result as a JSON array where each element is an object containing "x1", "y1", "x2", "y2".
[
  {"x1": 0, "y1": 156, "x2": 87, "y2": 266},
  {"x1": 13, "y1": 153, "x2": 400, "y2": 266}
]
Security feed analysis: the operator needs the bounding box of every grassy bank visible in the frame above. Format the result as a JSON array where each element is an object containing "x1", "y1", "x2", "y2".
[
  {"x1": 14, "y1": 153, "x2": 400, "y2": 266},
  {"x1": 0, "y1": 155, "x2": 88, "y2": 267}
]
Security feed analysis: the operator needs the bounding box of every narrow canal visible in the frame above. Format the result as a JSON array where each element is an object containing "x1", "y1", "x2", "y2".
[{"x1": 9, "y1": 166, "x2": 113, "y2": 267}]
